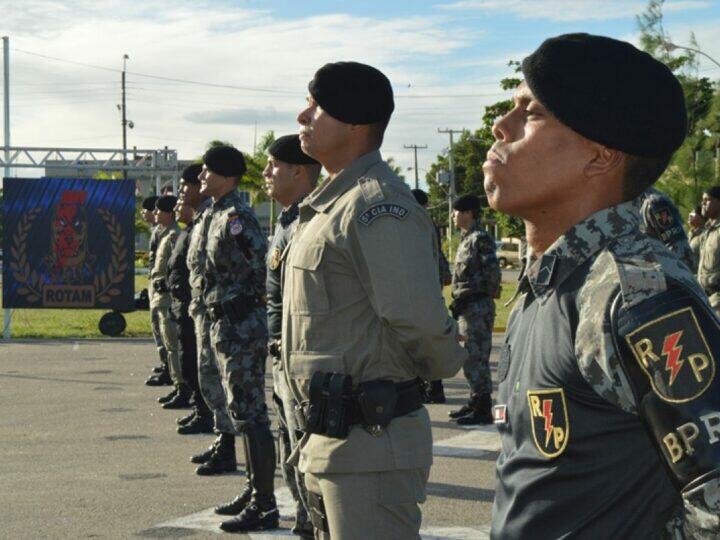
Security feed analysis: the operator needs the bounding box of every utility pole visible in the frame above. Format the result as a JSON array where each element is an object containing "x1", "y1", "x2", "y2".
[
  {"x1": 3, "y1": 36, "x2": 10, "y2": 339},
  {"x1": 121, "y1": 54, "x2": 129, "y2": 181},
  {"x1": 438, "y1": 128, "x2": 464, "y2": 259},
  {"x1": 403, "y1": 144, "x2": 427, "y2": 189}
]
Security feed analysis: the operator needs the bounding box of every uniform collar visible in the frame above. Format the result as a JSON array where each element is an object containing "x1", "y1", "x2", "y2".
[
  {"x1": 519, "y1": 196, "x2": 642, "y2": 300},
  {"x1": 707, "y1": 219, "x2": 720, "y2": 231},
  {"x1": 461, "y1": 220, "x2": 482, "y2": 238},
  {"x1": 279, "y1": 195, "x2": 306, "y2": 227},
  {"x1": 213, "y1": 189, "x2": 240, "y2": 209},
  {"x1": 193, "y1": 198, "x2": 212, "y2": 222},
  {"x1": 304, "y1": 150, "x2": 382, "y2": 213}
]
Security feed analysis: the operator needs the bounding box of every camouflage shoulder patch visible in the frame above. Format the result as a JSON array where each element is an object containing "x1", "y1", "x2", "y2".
[
  {"x1": 358, "y1": 176, "x2": 385, "y2": 205},
  {"x1": 613, "y1": 254, "x2": 667, "y2": 309},
  {"x1": 527, "y1": 388, "x2": 570, "y2": 458},
  {"x1": 357, "y1": 203, "x2": 409, "y2": 226},
  {"x1": 227, "y1": 212, "x2": 243, "y2": 236},
  {"x1": 625, "y1": 307, "x2": 716, "y2": 403}
]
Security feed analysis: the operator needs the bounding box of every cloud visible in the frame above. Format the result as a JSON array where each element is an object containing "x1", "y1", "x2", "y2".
[
  {"x1": 436, "y1": 0, "x2": 711, "y2": 22},
  {"x1": 185, "y1": 108, "x2": 296, "y2": 126}
]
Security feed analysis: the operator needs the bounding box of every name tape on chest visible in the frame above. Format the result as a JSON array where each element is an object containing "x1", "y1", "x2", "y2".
[
  {"x1": 625, "y1": 307, "x2": 715, "y2": 403},
  {"x1": 527, "y1": 388, "x2": 570, "y2": 458},
  {"x1": 357, "y1": 203, "x2": 409, "y2": 226}
]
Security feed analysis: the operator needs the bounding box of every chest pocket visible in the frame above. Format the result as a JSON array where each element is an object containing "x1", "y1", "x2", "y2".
[{"x1": 290, "y1": 242, "x2": 330, "y2": 315}]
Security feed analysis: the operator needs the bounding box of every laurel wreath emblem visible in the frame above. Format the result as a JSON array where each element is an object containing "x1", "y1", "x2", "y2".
[
  {"x1": 94, "y1": 209, "x2": 128, "y2": 303},
  {"x1": 10, "y1": 207, "x2": 128, "y2": 305},
  {"x1": 10, "y1": 207, "x2": 43, "y2": 303}
]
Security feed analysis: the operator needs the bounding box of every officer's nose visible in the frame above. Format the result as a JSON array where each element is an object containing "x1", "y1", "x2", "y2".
[
  {"x1": 491, "y1": 114, "x2": 509, "y2": 142},
  {"x1": 297, "y1": 106, "x2": 311, "y2": 126}
]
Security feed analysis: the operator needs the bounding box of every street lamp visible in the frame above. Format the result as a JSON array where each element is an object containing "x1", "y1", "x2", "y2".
[{"x1": 662, "y1": 40, "x2": 720, "y2": 70}]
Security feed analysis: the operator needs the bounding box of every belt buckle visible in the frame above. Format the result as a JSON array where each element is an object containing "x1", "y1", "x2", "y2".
[{"x1": 365, "y1": 424, "x2": 384, "y2": 437}]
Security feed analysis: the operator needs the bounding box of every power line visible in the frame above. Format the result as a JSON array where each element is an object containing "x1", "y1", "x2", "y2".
[{"x1": 403, "y1": 144, "x2": 427, "y2": 189}]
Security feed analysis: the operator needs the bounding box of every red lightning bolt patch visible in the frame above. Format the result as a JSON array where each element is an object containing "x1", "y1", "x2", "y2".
[
  {"x1": 662, "y1": 331, "x2": 684, "y2": 386},
  {"x1": 542, "y1": 399, "x2": 553, "y2": 446}
]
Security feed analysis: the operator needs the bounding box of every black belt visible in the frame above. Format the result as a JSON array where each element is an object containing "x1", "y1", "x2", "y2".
[{"x1": 296, "y1": 375, "x2": 423, "y2": 439}]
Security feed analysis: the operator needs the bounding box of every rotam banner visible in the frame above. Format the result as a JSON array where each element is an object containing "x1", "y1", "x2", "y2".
[{"x1": 2, "y1": 178, "x2": 135, "y2": 310}]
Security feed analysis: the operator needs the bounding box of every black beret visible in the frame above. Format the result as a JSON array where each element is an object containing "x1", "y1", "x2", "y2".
[
  {"x1": 309, "y1": 61, "x2": 394, "y2": 125},
  {"x1": 522, "y1": 33, "x2": 687, "y2": 157},
  {"x1": 155, "y1": 195, "x2": 178, "y2": 213},
  {"x1": 181, "y1": 163, "x2": 203, "y2": 185},
  {"x1": 203, "y1": 145, "x2": 247, "y2": 177},
  {"x1": 411, "y1": 189, "x2": 428, "y2": 206},
  {"x1": 142, "y1": 196, "x2": 159, "y2": 211},
  {"x1": 705, "y1": 186, "x2": 720, "y2": 200},
  {"x1": 453, "y1": 195, "x2": 481, "y2": 212},
  {"x1": 268, "y1": 135, "x2": 319, "y2": 165}
]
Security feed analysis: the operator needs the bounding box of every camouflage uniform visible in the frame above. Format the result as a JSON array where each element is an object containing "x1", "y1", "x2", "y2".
[
  {"x1": 450, "y1": 221, "x2": 501, "y2": 396},
  {"x1": 492, "y1": 196, "x2": 719, "y2": 538},
  {"x1": 697, "y1": 219, "x2": 720, "y2": 315},
  {"x1": 148, "y1": 225, "x2": 169, "y2": 368},
  {"x1": 187, "y1": 199, "x2": 235, "y2": 434},
  {"x1": 640, "y1": 188, "x2": 694, "y2": 270},
  {"x1": 150, "y1": 222, "x2": 181, "y2": 385},
  {"x1": 203, "y1": 190, "x2": 269, "y2": 430},
  {"x1": 266, "y1": 201, "x2": 310, "y2": 529}
]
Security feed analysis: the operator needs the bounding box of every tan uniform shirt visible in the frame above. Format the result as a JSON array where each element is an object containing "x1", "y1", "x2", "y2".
[
  {"x1": 281, "y1": 150, "x2": 467, "y2": 475},
  {"x1": 150, "y1": 222, "x2": 180, "y2": 309},
  {"x1": 697, "y1": 220, "x2": 720, "y2": 308}
]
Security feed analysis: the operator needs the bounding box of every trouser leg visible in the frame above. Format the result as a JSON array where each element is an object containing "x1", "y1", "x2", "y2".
[
  {"x1": 304, "y1": 468, "x2": 428, "y2": 540},
  {"x1": 177, "y1": 313, "x2": 199, "y2": 394},
  {"x1": 150, "y1": 305, "x2": 168, "y2": 366},
  {"x1": 159, "y1": 308, "x2": 182, "y2": 385},
  {"x1": 192, "y1": 312, "x2": 235, "y2": 434},
  {"x1": 459, "y1": 303, "x2": 494, "y2": 396}
]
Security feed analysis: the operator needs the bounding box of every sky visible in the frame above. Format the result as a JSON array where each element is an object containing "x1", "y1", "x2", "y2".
[{"x1": 1, "y1": 0, "x2": 719, "y2": 188}]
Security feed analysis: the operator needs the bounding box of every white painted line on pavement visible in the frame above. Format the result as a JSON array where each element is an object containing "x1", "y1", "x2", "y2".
[
  {"x1": 422, "y1": 525, "x2": 491, "y2": 539},
  {"x1": 433, "y1": 425, "x2": 501, "y2": 458},
  {"x1": 154, "y1": 427, "x2": 498, "y2": 537}
]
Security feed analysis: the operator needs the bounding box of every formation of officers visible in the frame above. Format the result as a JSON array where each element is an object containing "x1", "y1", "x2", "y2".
[{"x1": 136, "y1": 31, "x2": 719, "y2": 540}]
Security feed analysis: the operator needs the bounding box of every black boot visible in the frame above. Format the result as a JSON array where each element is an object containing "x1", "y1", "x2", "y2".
[
  {"x1": 426, "y1": 380, "x2": 446, "y2": 404},
  {"x1": 152, "y1": 365, "x2": 165, "y2": 374},
  {"x1": 456, "y1": 393, "x2": 493, "y2": 425},
  {"x1": 158, "y1": 387, "x2": 178, "y2": 404},
  {"x1": 215, "y1": 433, "x2": 253, "y2": 515},
  {"x1": 449, "y1": 400, "x2": 473, "y2": 419},
  {"x1": 177, "y1": 408, "x2": 197, "y2": 426},
  {"x1": 177, "y1": 414, "x2": 214, "y2": 435},
  {"x1": 219, "y1": 424, "x2": 278, "y2": 532},
  {"x1": 146, "y1": 368, "x2": 172, "y2": 386},
  {"x1": 190, "y1": 436, "x2": 220, "y2": 464},
  {"x1": 195, "y1": 433, "x2": 236, "y2": 475},
  {"x1": 162, "y1": 384, "x2": 193, "y2": 409}
]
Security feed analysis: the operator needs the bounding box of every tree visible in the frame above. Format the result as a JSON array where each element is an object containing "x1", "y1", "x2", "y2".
[
  {"x1": 637, "y1": 0, "x2": 719, "y2": 212},
  {"x1": 424, "y1": 61, "x2": 525, "y2": 240}
]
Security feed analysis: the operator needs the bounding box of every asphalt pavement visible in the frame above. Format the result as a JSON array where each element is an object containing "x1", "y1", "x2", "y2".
[{"x1": 0, "y1": 338, "x2": 502, "y2": 539}]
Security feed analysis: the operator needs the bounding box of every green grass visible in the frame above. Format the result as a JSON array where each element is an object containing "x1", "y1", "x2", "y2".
[
  {"x1": 2, "y1": 275, "x2": 518, "y2": 339},
  {"x1": 2, "y1": 276, "x2": 151, "y2": 339}
]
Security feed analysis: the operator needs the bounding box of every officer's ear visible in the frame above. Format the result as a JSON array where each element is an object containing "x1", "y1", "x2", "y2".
[{"x1": 583, "y1": 142, "x2": 623, "y2": 180}]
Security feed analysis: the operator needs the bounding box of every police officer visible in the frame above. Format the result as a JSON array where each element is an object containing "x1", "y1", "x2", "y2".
[
  {"x1": 487, "y1": 34, "x2": 719, "y2": 537},
  {"x1": 151, "y1": 196, "x2": 188, "y2": 406},
  {"x1": 285, "y1": 62, "x2": 467, "y2": 539},
  {"x1": 165, "y1": 165, "x2": 213, "y2": 428},
  {"x1": 142, "y1": 195, "x2": 172, "y2": 386},
  {"x1": 688, "y1": 205, "x2": 707, "y2": 272},
  {"x1": 184, "y1": 163, "x2": 239, "y2": 462},
  {"x1": 244, "y1": 134, "x2": 319, "y2": 538},
  {"x1": 199, "y1": 145, "x2": 278, "y2": 533},
  {"x1": 639, "y1": 187, "x2": 694, "y2": 270},
  {"x1": 698, "y1": 186, "x2": 720, "y2": 316},
  {"x1": 412, "y1": 188, "x2": 451, "y2": 405},
  {"x1": 448, "y1": 194, "x2": 501, "y2": 425}
]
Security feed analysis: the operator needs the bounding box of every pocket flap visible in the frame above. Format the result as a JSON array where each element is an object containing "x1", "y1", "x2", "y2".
[{"x1": 291, "y1": 242, "x2": 324, "y2": 271}]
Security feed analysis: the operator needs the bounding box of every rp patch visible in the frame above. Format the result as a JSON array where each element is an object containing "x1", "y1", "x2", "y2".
[
  {"x1": 527, "y1": 388, "x2": 569, "y2": 458},
  {"x1": 625, "y1": 307, "x2": 715, "y2": 403}
]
